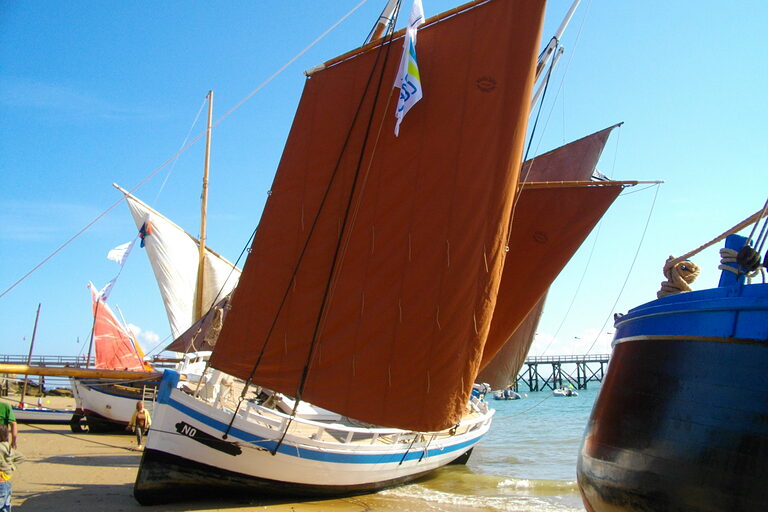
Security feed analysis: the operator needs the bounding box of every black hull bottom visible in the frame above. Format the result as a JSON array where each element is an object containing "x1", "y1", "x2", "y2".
[
  {"x1": 577, "y1": 337, "x2": 768, "y2": 512},
  {"x1": 134, "y1": 448, "x2": 460, "y2": 506},
  {"x1": 74, "y1": 411, "x2": 129, "y2": 433}
]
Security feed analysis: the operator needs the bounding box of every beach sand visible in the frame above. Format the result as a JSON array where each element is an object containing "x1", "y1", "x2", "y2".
[{"x1": 5, "y1": 397, "x2": 459, "y2": 512}]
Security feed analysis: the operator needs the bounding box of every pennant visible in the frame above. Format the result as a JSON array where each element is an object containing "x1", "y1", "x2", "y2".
[
  {"x1": 107, "y1": 240, "x2": 135, "y2": 266},
  {"x1": 394, "y1": 0, "x2": 426, "y2": 136},
  {"x1": 88, "y1": 279, "x2": 117, "y2": 302},
  {"x1": 139, "y1": 219, "x2": 153, "y2": 248}
]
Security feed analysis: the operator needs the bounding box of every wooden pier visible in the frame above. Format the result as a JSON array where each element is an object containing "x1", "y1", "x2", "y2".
[
  {"x1": 1, "y1": 353, "x2": 610, "y2": 395},
  {"x1": 514, "y1": 354, "x2": 610, "y2": 392},
  {"x1": 0, "y1": 354, "x2": 91, "y2": 396}
]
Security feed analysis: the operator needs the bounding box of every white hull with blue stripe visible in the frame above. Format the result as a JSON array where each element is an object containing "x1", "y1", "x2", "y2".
[{"x1": 134, "y1": 370, "x2": 493, "y2": 504}]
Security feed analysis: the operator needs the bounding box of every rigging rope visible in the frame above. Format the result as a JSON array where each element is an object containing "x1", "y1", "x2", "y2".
[
  {"x1": 656, "y1": 199, "x2": 768, "y2": 297},
  {"x1": 223, "y1": 1, "x2": 403, "y2": 448},
  {"x1": 585, "y1": 183, "x2": 660, "y2": 354},
  {"x1": 0, "y1": 0, "x2": 372, "y2": 300}
]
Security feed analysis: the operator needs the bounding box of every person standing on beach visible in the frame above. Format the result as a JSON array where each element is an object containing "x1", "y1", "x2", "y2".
[
  {"x1": 0, "y1": 424, "x2": 25, "y2": 512},
  {"x1": 0, "y1": 402, "x2": 17, "y2": 450},
  {"x1": 127, "y1": 401, "x2": 151, "y2": 448}
]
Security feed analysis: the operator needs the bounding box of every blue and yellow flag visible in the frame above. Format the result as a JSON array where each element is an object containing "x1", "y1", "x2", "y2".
[{"x1": 394, "y1": 0, "x2": 425, "y2": 136}]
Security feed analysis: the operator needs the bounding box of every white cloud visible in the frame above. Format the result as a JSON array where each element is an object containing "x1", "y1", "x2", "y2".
[{"x1": 127, "y1": 323, "x2": 160, "y2": 353}]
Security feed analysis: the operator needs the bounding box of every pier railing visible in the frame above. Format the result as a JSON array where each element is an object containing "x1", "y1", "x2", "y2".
[
  {"x1": 0, "y1": 354, "x2": 93, "y2": 367},
  {"x1": 1, "y1": 353, "x2": 611, "y2": 395}
]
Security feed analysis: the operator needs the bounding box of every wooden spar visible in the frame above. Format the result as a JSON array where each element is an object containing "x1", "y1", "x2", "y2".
[
  {"x1": 195, "y1": 90, "x2": 213, "y2": 321},
  {"x1": 85, "y1": 299, "x2": 100, "y2": 369},
  {"x1": 20, "y1": 303, "x2": 42, "y2": 404},
  {"x1": 0, "y1": 364, "x2": 161, "y2": 380},
  {"x1": 318, "y1": 0, "x2": 487, "y2": 72},
  {"x1": 519, "y1": 180, "x2": 661, "y2": 189}
]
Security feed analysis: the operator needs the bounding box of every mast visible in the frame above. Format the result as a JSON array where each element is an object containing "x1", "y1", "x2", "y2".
[
  {"x1": 535, "y1": 0, "x2": 580, "y2": 81},
  {"x1": 195, "y1": 90, "x2": 213, "y2": 321},
  {"x1": 365, "y1": 0, "x2": 400, "y2": 44},
  {"x1": 20, "y1": 303, "x2": 41, "y2": 407}
]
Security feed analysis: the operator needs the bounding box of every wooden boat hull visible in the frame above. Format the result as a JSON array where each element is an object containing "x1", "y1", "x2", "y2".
[
  {"x1": 134, "y1": 371, "x2": 492, "y2": 505},
  {"x1": 70, "y1": 377, "x2": 158, "y2": 433},
  {"x1": 577, "y1": 283, "x2": 768, "y2": 512}
]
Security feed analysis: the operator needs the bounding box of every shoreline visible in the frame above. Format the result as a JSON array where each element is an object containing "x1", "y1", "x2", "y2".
[{"x1": 7, "y1": 421, "x2": 472, "y2": 511}]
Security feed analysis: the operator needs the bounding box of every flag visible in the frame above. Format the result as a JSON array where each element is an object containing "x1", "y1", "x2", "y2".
[
  {"x1": 88, "y1": 279, "x2": 117, "y2": 302},
  {"x1": 139, "y1": 219, "x2": 153, "y2": 248},
  {"x1": 107, "y1": 240, "x2": 135, "y2": 265},
  {"x1": 394, "y1": 0, "x2": 425, "y2": 136}
]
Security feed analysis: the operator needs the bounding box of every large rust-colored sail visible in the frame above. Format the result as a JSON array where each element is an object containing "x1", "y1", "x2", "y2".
[{"x1": 210, "y1": 0, "x2": 546, "y2": 431}]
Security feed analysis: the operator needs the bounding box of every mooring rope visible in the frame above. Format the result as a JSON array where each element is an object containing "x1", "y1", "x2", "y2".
[{"x1": 656, "y1": 203, "x2": 768, "y2": 297}]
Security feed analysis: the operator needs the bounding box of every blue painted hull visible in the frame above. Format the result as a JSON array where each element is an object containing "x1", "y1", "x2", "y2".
[{"x1": 577, "y1": 283, "x2": 768, "y2": 512}]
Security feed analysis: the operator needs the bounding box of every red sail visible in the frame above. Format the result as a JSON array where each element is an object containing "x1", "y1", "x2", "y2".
[
  {"x1": 210, "y1": 0, "x2": 546, "y2": 431},
  {"x1": 91, "y1": 295, "x2": 146, "y2": 372}
]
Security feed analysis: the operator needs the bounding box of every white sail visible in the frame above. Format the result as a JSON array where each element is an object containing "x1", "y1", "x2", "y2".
[{"x1": 115, "y1": 185, "x2": 241, "y2": 338}]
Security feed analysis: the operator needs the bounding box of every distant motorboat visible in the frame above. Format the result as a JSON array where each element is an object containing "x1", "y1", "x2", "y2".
[
  {"x1": 493, "y1": 389, "x2": 522, "y2": 400},
  {"x1": 553, "y1": 387, "x2": 578, "y2": 397}
]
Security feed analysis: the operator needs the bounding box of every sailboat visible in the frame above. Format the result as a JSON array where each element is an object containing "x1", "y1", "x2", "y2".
[
  {"x1": 70, "y1": 90, "x2": 242, "y2": 431},
  {"x1": 577, "y1": 205, "x2": 768, "y2": 512},
  {"x1": 131, "y1": 0, "x2": 637, "y2": 504},
  {"x1": 69, "y1": 285, "x2": 159, "y2": 432}
]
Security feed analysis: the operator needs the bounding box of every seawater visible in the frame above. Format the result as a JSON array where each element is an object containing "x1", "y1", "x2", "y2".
[{"x1": 355, "y1": 386, "x2": 600, "y2": 511}]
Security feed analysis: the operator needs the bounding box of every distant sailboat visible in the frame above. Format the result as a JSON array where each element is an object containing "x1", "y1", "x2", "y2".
[
  {"x1": 114, "y1": 185, "x2": 242, "y2": 341},
  {"x1": 131, "y1": 0, "x2": 637, "y2": 504},
  {"x1": 70, "y1": 285, "x2": 159, "y2": 432}
]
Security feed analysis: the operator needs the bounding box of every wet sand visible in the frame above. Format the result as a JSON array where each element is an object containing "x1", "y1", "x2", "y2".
[{"x1": 5, "y1": 397, "x2": 454, "y2": 512}]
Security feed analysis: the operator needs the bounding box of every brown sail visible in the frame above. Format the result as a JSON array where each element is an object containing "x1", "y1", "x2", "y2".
[
  {"x1": 519, "y1": 123, "x2": 621, "y2": 184},
  {"x1": 478, "y1": 181, "x2": 625, "y2": 374},
  {"x1": 478, "y1": 294, "x2": 546, "y2": 390},
  {"x1": 210, "y1": 0, "x2": 546, "y2": 432},
  {"x1": 477, "y1": 125, "x2": 623, "y2": 388}
]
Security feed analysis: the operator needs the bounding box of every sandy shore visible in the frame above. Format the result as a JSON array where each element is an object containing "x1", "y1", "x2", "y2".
[{"x1": 4, "y1": 397, "x2": 449, "y2": 512}]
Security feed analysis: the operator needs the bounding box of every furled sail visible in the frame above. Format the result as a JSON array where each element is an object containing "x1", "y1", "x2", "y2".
[
  {"x1": 211, "y1": 0, "x2": 547, "y2": 432},
  {"x1": 163, "y1": 295, "x2": 230, "y2": 353},
  {"x1": 477, "y1": 125, "x2": 623, "y2": 388},
  {"x1": 89, "y1": 286, "x2": 148, "y2": 371},
  {"x1": 115, "y1": 186, "x2": 241, "y2": 338}
]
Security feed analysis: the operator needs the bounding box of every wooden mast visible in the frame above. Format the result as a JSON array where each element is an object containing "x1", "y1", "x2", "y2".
[
  {"x1": 19, "y1": 303, "x2": 41, "y2": 407},
  {"x1": 195, "y1": 90, "x2": 213, "y2": 321}
]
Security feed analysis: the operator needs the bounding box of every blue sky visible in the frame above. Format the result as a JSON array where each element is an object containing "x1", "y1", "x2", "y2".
[{"x1": 1, "y1": 0, "x2": 766, "y2": 359}]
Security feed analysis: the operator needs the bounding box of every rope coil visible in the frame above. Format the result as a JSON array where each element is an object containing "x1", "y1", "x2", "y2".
[{"x1": 657, "y1": 256, "x2": 700, "y2": 298}]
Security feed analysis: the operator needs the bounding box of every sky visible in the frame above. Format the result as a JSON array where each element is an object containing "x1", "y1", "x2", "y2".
[{"x1": 1, "y1": 0, "x2": 766, "y2": 361}]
